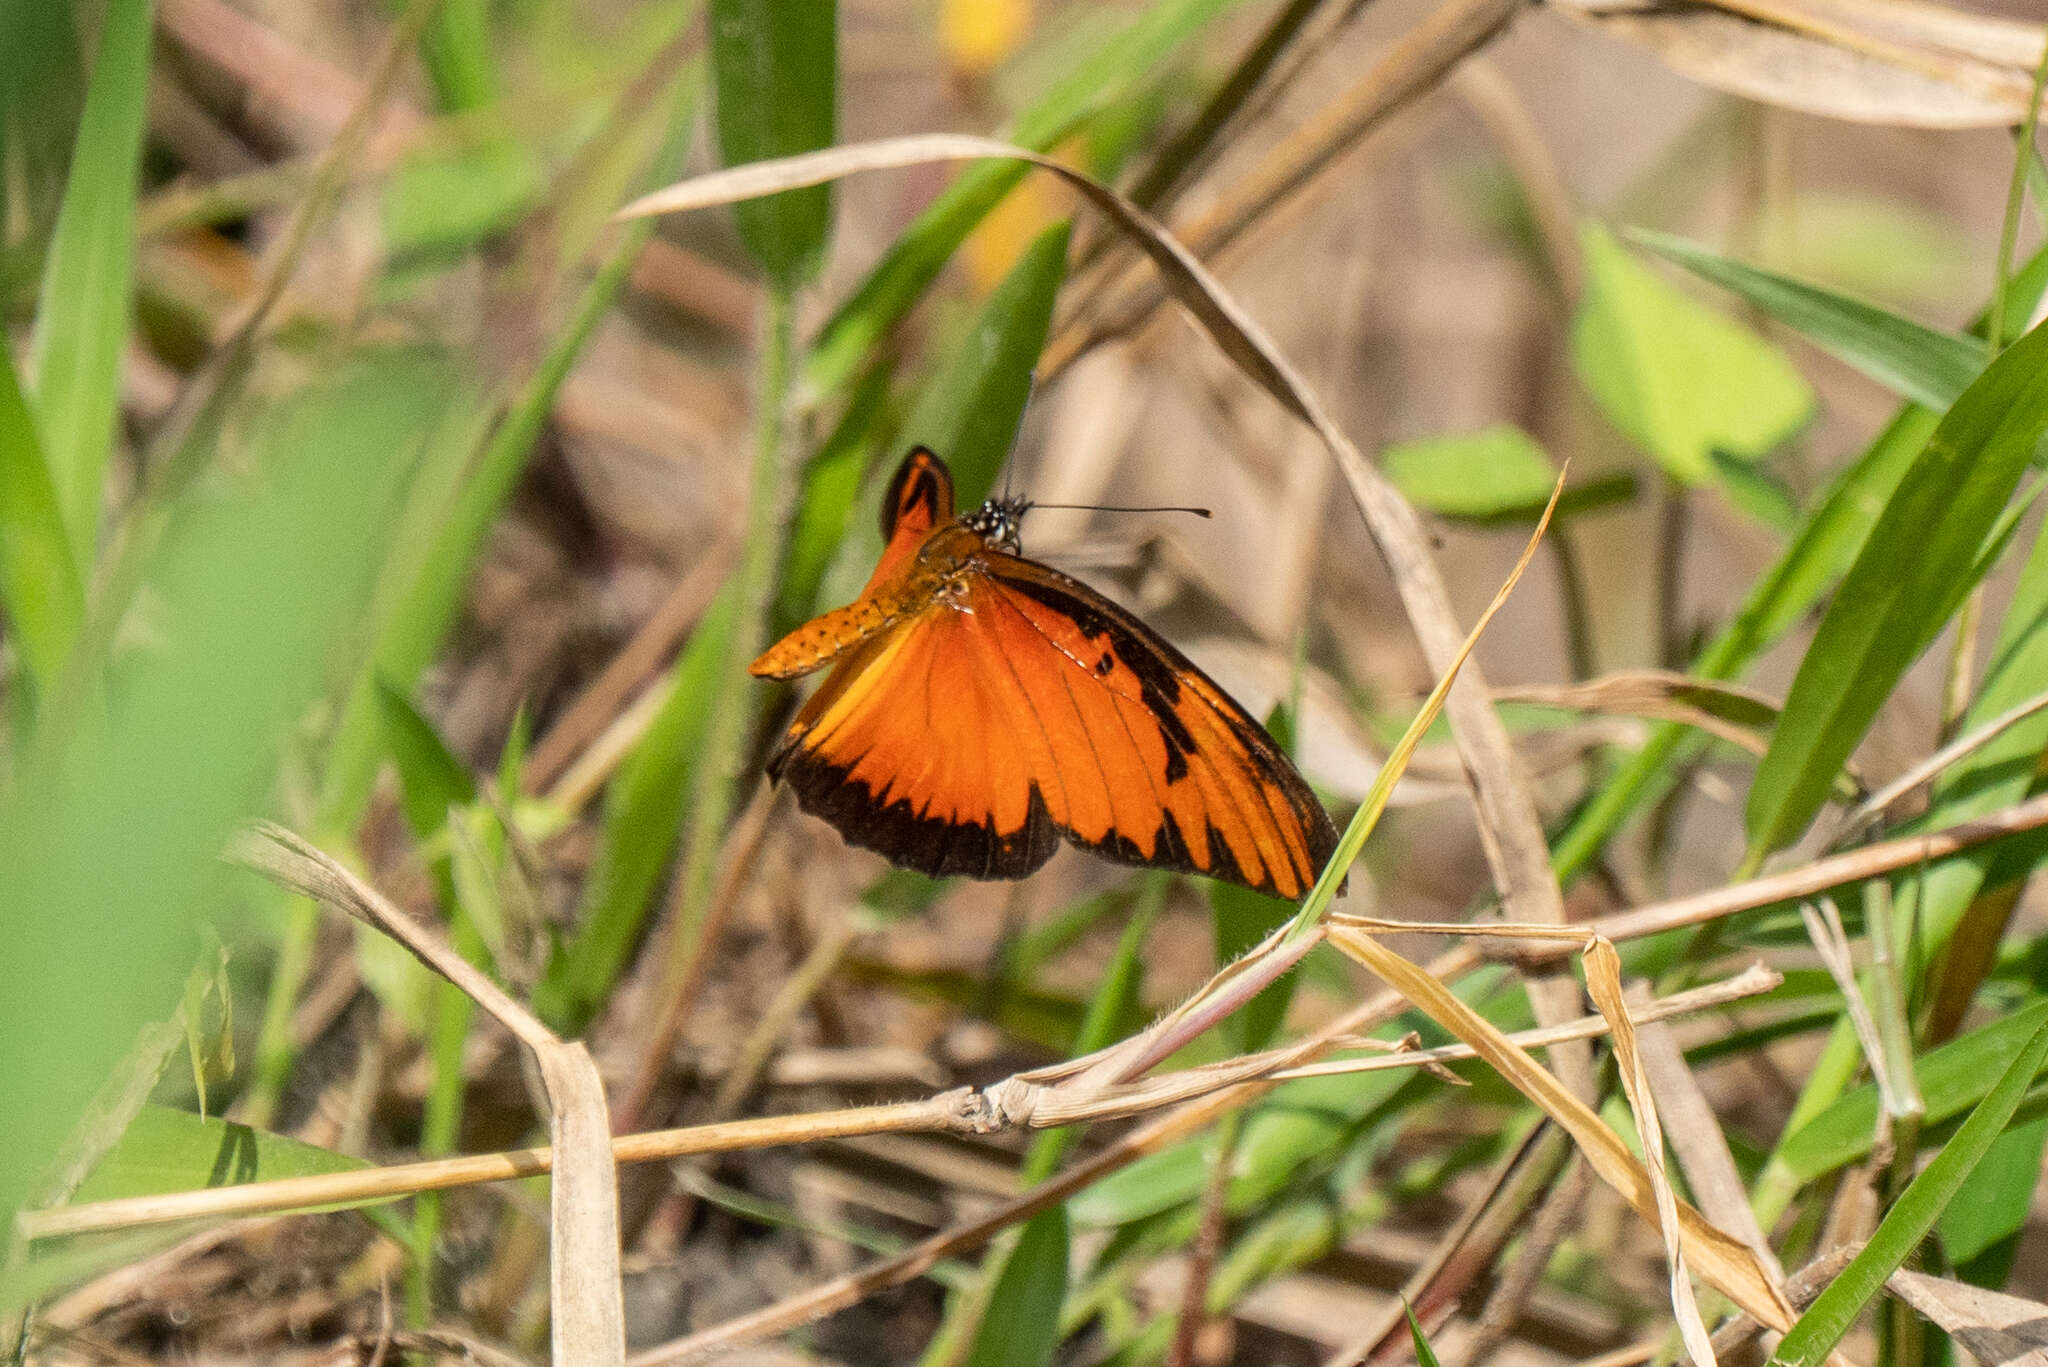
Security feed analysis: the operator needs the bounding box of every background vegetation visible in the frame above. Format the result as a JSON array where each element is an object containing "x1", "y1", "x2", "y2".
[{"x1": 4, "y1": 0, "x2": 2048, "y2": 1364}]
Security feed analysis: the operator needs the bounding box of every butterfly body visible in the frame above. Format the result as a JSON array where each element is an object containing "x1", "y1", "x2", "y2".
[{"x1": 751, "y1": 449, "x2": 1337, "y2": 899}]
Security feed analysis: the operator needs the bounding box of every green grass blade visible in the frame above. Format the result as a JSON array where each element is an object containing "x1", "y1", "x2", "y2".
[
  {"x1": 0, "y1": 339, "x2": 84, "y2": 696},
  {"x1": 0, "y1": 0, "x2": 84, "y2": 254},
  {"x1": 68, "y1": 1104, "x2": 371, "y2": 1205},
  {"x1": 0, "y1": 354, "x2": 438, "y2": 1221},
  {"x1": 1407, "y1": 1302, "x2": 1446, "y2": 1367},
  {"x1": 534, "y1": 584, "x2": 738, "y2": 1032},
  {"x1": 1630, "y1": 228, "x2": 1984, "y2": 413},
  {"x1": 1746, "y1": 319, "x2": 2048, "y2": 860},
  {"x1": 1770, "y1": 1013, "x2": 2048, "y2": 1367},
  {"x1": 1572, "y1": 221, "x2": 1814, "y2": 485},
  {"x1": 963, "y1": 1207, "x2": 1069, "y2": 1367},
  {"x1": 30, "y1": 0, "x2": 151, "y2": 556},
  {"x1": 800, "y1": 0, "x2": 1241, "y2": 400},
  {"x1": 709, "y1": 0, "x2": 837, "y2": 287},
  {"x1": 320, "y1": 130, "x2": 687, "y2": 829},
  {"x1": 1778, "y1": 1000, "x2": 2048, "y2": 1182},
  {"x1": 374, "y1": 677, "x2": 478, "y2": 840}
]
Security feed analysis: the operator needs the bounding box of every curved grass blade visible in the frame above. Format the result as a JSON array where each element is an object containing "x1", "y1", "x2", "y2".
[
  {"x1": 1747, "y1": 318, "x2": 2048, "y2": 861},
  {"x1": 1630, "y1": 228, "x2": 1983, "y2": 413}
]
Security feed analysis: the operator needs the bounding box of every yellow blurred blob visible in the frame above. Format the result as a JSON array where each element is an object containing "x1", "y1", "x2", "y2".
[
  {"x1": 941, "y1": 0, "x2": 1032, "y2": 79},
  {"x1": 963, "y1": 171, "x2": 1066, "y2": 292}
]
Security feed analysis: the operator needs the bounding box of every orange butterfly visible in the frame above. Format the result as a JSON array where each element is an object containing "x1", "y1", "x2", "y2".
[{"x1": 751, "y1": 448, "x2": 1338, "y2": 899}]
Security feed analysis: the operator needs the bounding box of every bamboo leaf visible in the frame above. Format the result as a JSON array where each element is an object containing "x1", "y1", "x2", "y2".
[
  {"x1": 30, "y1": 0, "x2": 151, "y2": 556},
  {"x1": 709, "y1": 0, "x2": 837, "y2": 286},
  {"x1": 1747, "y1": 319, "x2": 2048, "y2": 859}
]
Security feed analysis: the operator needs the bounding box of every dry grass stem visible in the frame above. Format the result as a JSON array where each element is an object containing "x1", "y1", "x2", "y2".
[{"x1": 1838, "y1": 685, "x2": 2048, "y2": 836}]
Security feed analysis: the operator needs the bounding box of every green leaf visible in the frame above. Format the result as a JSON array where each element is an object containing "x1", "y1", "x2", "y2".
[
  {"x1": 1746, "y1": 319, "x2": 2048, "y2": 858},
  {"x1": 0, "y1": 354, "x2": 440, "y2": 1220},
  {"x1": 962, "y1": 1207, "x2": 1068, "y2": 1367},
  {"x1": 1938, "y1": 1113, "x2": 2048, "y2": 1275},
  {"x1": 1772, "y1": 1013, "x2": 2048, "y2": 1367},
  {"x1": 1381, "y1": 425, "x2": 1558, "y2": 521},
  {"x1": 1778, "y1": 1000, "x2": 2048, "y2": 1181},
  {"x1": 800, "y1": 0, "x2": 1241, "y2": 399},
  {"x1": 904, "y1": 219, "x2": 1071, "y2": 498},
  {"x1": 1572, "y1": 221, "x2": 1814, "y2": 484},
  {"x1": 0, "y1": 340, "x2": 84, "y2": 696},
  {"x1": 1630, "y1": 228, "x2": 1983, "y2": 413},
  {"x1": 30, "y1": 0, "x2": 151, "y2": 556},
  {"x1": 708, "y1": 0, "x2": 837, "y2": 287},
  {"x1": 533, "y1": 584, "x2": 739, "y2": 1032},
  {"x1": 819, "y1": 219, "x2": 1069, "y2": 607},
  {"x1": 69, "y1": 1104, "x2": 369, "y2": 1206},
  {"x1": 374, "y1": 677, "x2": 477, "y2": 841}
]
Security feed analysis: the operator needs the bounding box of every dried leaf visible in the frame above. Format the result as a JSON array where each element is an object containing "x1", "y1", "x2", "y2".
[
  {"x1": 1585, "y1": 938, "x2": 1719, "y2": 1367},
  {"x1": 1326, "y1": 924, "x2": 1796, "y2": 1331},
  {"x1": 1556, "y1": 0, "x2": 2040, "y2": 129},
  {"x1": 1888, "y1": 1269, "x2": 2048, "y2": 1367}
]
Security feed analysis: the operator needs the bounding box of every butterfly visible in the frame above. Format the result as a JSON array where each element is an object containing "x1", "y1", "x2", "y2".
[{"x1": 750, "y1": 448, "x2": 1338, "y2": 899}]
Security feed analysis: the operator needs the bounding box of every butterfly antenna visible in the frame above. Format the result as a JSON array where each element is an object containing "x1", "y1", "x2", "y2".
[{"x1": 1027, "y1": 501, "x2": 1214, "y2": 519}]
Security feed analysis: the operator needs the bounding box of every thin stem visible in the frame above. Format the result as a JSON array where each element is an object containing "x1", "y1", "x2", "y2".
[
  {"x1": 1989, "y1": 50, "x2": 2048, "y2": 357},
  {"x1": 614, "y1": 286, "x2": 797, "y2": 1131}
]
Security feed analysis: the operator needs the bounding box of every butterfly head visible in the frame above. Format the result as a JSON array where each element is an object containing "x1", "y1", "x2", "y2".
[{"x1": 964, "y1": 496, "x2": 1031, "y2": 553}]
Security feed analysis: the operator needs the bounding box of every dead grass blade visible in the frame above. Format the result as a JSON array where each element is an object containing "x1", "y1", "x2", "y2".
[
  {"x1": 618, "y1": 135, "x2": 1586, "y2": 1094},
  {"x1": 1583, "y1": 938, "x2": 1719, "y2": 1367},
  {"x1": 1887, "y1": 1269, "x2": 2048, "y2": 1367},
  {"x1": 1838, "y1": 686, "x2": 2048, "y2": 836},
  {"x1": 1495, "y1": 671, "x2": 1780, "y2": 757},
  {"x1": 1799, "y1": 898, "x2": 1902, "y2": 1132},
  {"x1": 1627, "y1": 983, "x2": 1786, "y2": 1285},
  {"x1": 1518, "y1": 791, "x2": 2048, "y2": 961},
  {"x1": 1325, "y1": 924, "x2": 1796, "y2": 1331},
  {"x1": 227, "y1": 822, "x2": 626, "y2": 1367},
  {"x1": 1552, "y1": 0, "x2": 2042, "y2": 128}
]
